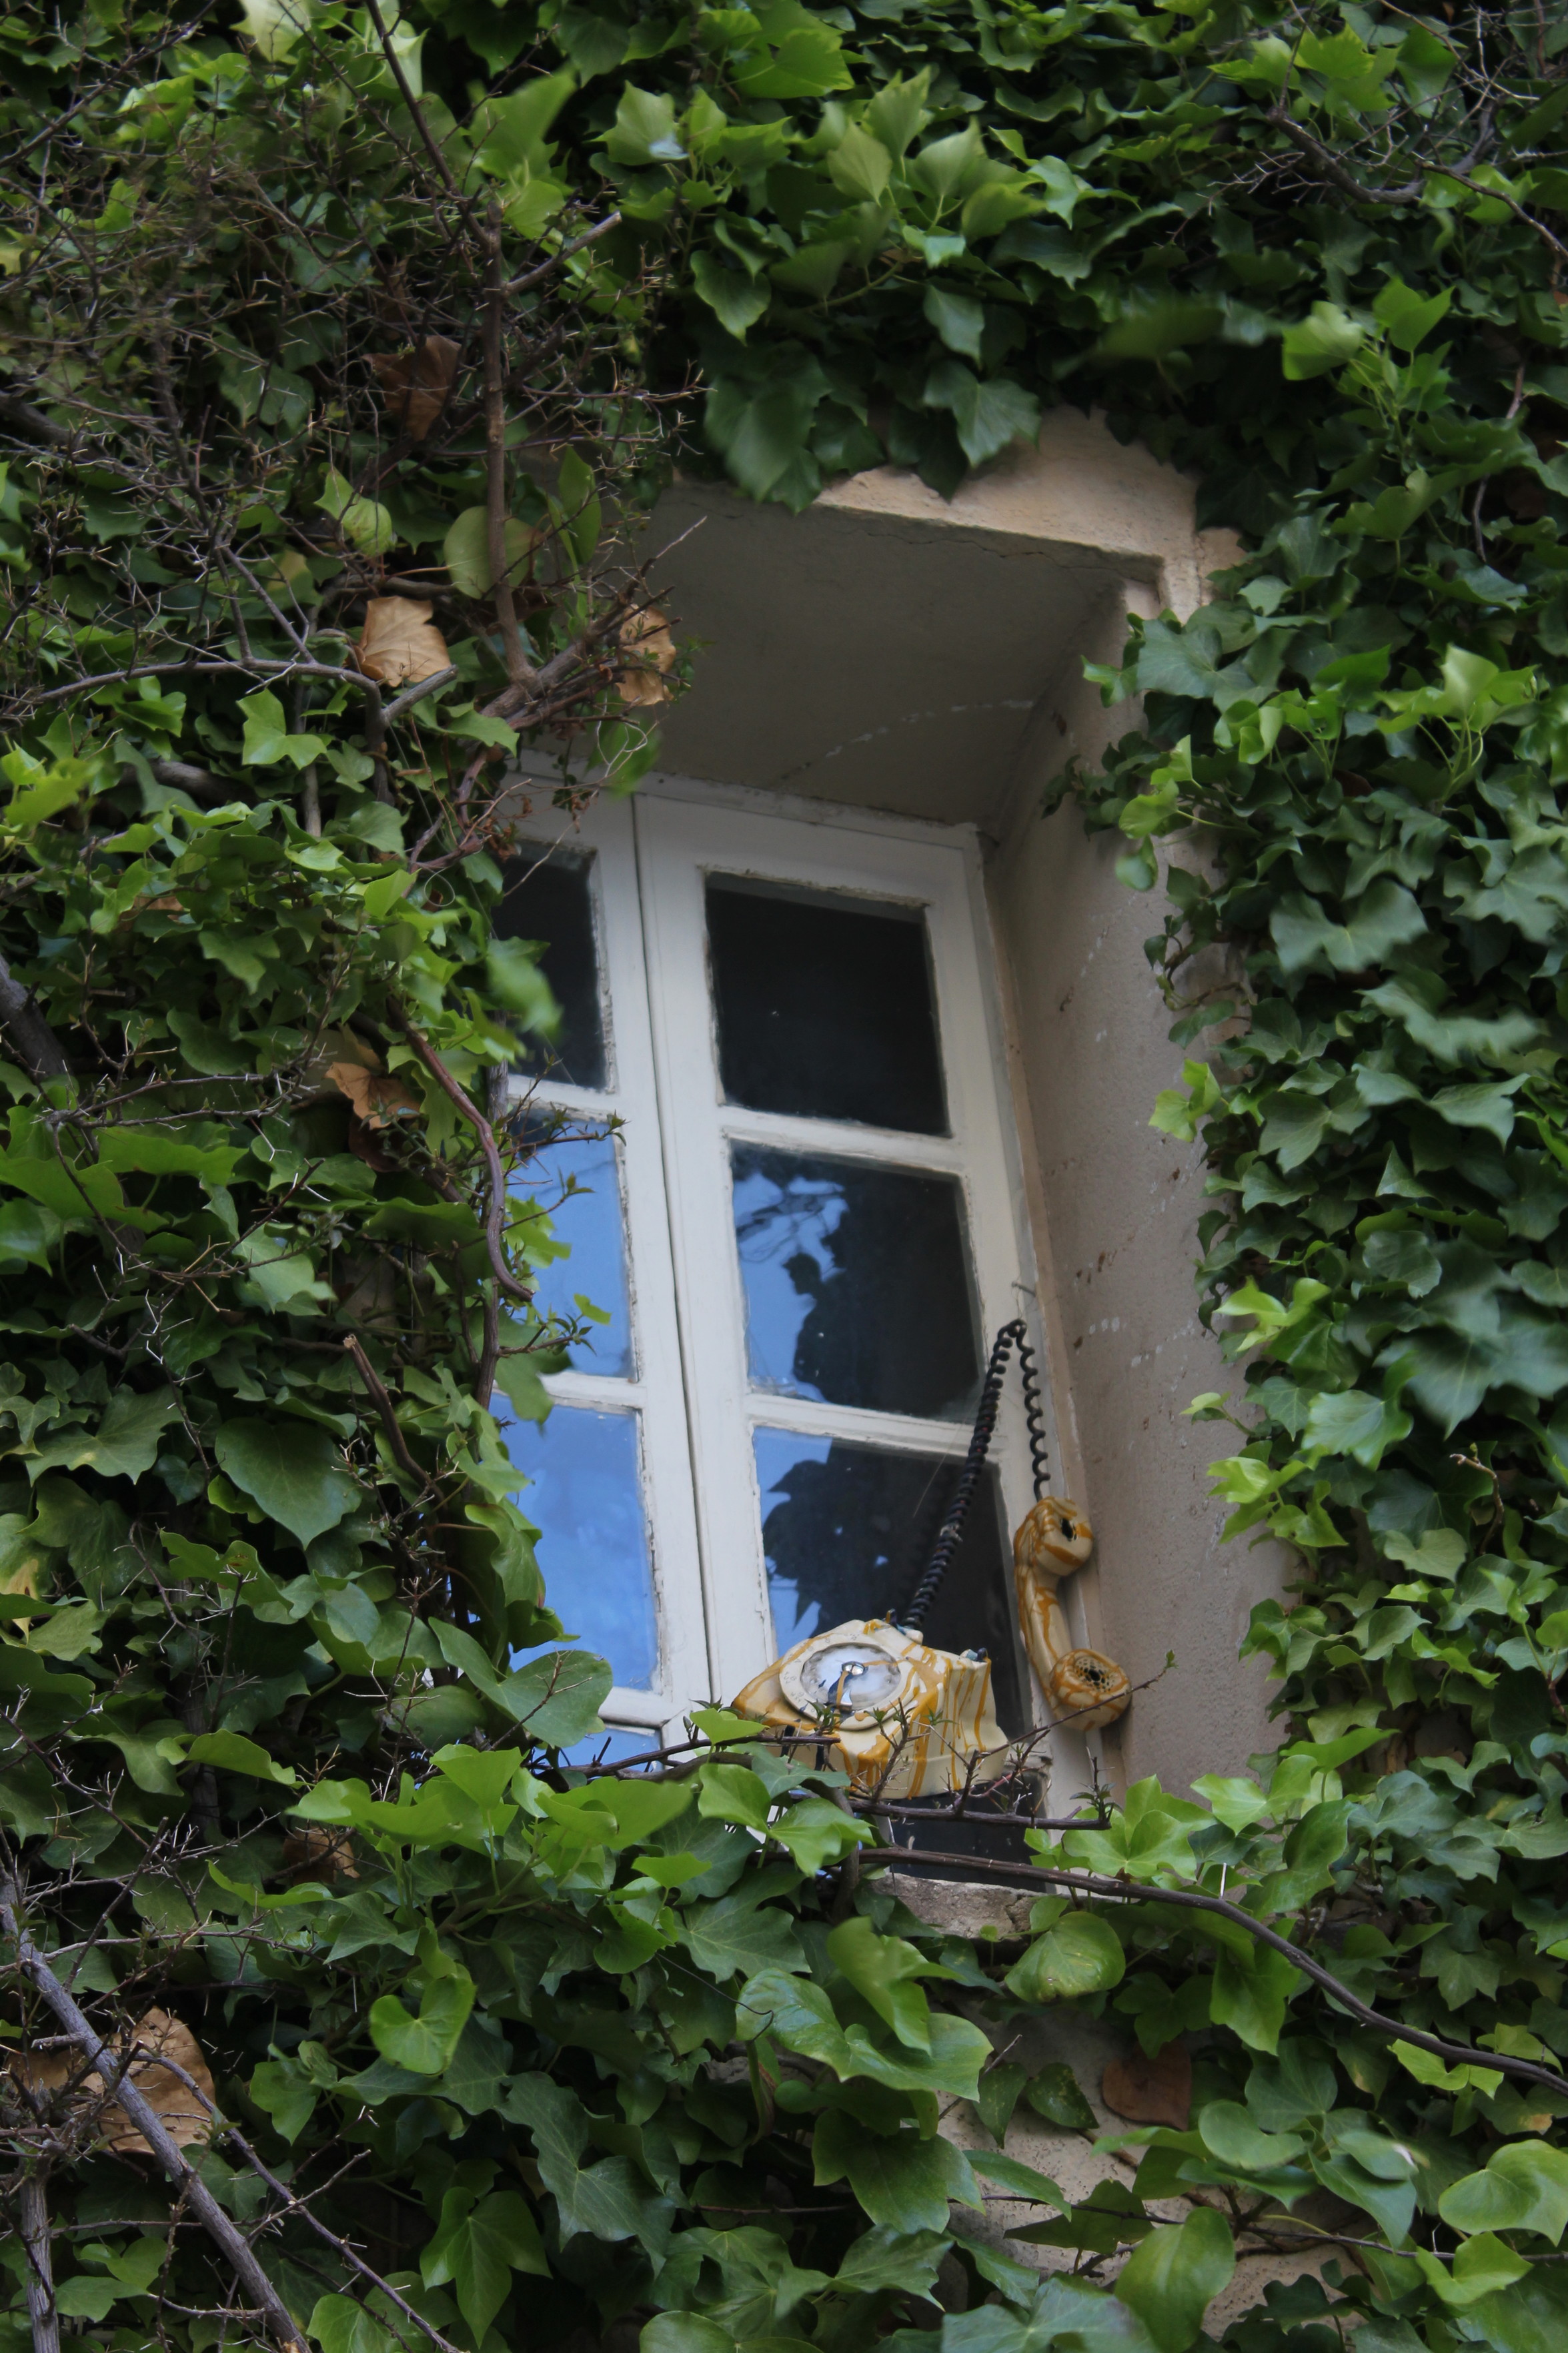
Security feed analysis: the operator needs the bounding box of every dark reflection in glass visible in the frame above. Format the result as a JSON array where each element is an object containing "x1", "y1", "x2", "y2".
[
  {"x1": 754, "y1": 1430, "x2": 1025, "y2": 1735},
  {"x1": 509, "y1": 1123, "x2": 632, "y2": 1376},
  {"x1": 706, "y1": 878, "x2": 945, "y2": 1134},
  {"x1": 496, "y1": 1400, "x2": 657, "y2": 1689},
  {"x1": 495, "y1": 849, "x2": 606, "y2": 1089},
  {"x1": 732, "y1": 1145, "x2": 979, "y2": 1420}
]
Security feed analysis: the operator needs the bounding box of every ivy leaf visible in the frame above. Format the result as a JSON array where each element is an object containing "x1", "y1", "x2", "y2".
[
  {"x1": 1114, "y1": 2207, "x2": 1235, "y2": 2353},
  {"x1": 1004, "y1": 1911, "x2": 1126, "y2": 2001},
  {"x1": 826, "y1": 1914, "x2": 956, "y2": 2050},
  {"x1": 215, "y1": 1419, "x2": 359, "y2": 1546},
  {"x1": 369, "y1": 1968, "x2": 475, "y2": 2074},
  {"x1": 239, "y1": 689, "x2": 329, "y2": 770},
  {"x1": 422, "y1": 2188, "x2": 547, "y2": 2337},
  {"x1": 813, "y1": 2109, "x2": 980, "y2": 2230},
  {"x1": 180, "y1": 1730, "x2": 299, "y2": 1786},
  {"x1": 922, "y1": 361, "x2": 1040, "y2": 466},
  {"x1": 924, "y1": 282, "x2": 986, "y2": 360},
  {"x1": 1439, "y1": 2142, "x2": 1568, "y2": 2244},
  {"x1": 1281, "y1": 300, "x2": 1365, "y2": 378},
  {"x1": 692, "y1": 251, "x2": 771, "y2": 341},
  {"x1": 1271, "y1": 880, "x2": 1426, "y2": 976},
  {"x1": 308, "y1": 2298, "x2": 400, "y2": 2353}
]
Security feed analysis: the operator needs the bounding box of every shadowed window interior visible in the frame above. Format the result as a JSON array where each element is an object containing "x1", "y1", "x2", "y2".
[
  {"x1": 706, "y1": 877, "x2": 946, "y2": 1133},
  {"x1": 754, "y1": 1430, "x2": 1025, "y2": 1735},
  {"x1": 495, "y1": 847, "x2": 606, "y2": 1089},
  {"x1": 732, "y1": 1143, "x2": 980, "y2": 1420}
]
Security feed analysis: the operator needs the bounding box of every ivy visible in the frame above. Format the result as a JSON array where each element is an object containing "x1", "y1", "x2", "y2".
[{"x1": 3, "y1": 5, "x2": 1568, "y2": 2353}]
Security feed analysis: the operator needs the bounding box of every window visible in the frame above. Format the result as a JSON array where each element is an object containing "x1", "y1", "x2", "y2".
[{"x1": 496, "y1": 781, "x2": 1056, "y2": 1751}]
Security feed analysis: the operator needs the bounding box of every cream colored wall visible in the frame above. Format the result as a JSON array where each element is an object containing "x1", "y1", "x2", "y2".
[{"x1": 985, "y1": 594, "x2": 1291, "y2": 1798}]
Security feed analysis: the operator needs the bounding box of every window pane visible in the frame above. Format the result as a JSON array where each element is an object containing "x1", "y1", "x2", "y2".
[
  {"x1": 496, "y1": 849, "x2": 606, "y2": 1089},
  {"x1": 754, "y1": 1430, "x2": 1025, "y2": 1735},
  {"x1": 706, "y1": 878, "x2": 946, "y2": 1133},
  {"x1": 732, "y1": 1145, "x2": 980, "y2": 1420},
  {"x1": 510, "y1": 1123, "x2": 632, "y2": 1376},
  {"x1": 495, "y1": 1400, "x2": 658, "y2": 1690}
]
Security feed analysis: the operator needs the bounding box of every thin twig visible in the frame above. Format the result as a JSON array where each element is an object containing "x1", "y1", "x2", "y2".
[
  {"x1": 343, "y1": 1336, "x2": 424, "y2": 1483},
  {"x1": 386, "y1": 1009, "x2": 532, "y2": 1306},
  {"x1": 504, "y1": 211, "x2": 624, "y2": 295}
]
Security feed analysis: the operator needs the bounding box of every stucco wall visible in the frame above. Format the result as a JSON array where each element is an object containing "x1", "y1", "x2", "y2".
[{"x1": 984, "y1": 592, "x2": 1292, "y2": 1797}]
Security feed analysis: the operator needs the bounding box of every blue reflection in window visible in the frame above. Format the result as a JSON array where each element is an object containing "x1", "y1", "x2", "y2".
[
  {"x1": 494, "y1": 1398, "x2": 658, "y2": 1691},
  {"x1": 755, "y1": 1428, "x2": 834, "y2": 1653},
  {"x1": 732, "y1": 1161, "x2": 842, "y2": 1400},
  {"x1": 509, "y1": 1127, "x2": 631, "y2": 1376}
]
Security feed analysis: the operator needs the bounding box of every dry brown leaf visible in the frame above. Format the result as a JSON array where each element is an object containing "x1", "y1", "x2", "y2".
[
  {"x1": 1101, "y1": 2041, "x2": 1191, "y2": 2130},
  {"x1": 281, "y1": 1825, "x2": 359, "y2": 1882},
  {"x1": 353, "y1": 596, "x2": 452, "y2": 687},
  {"x1": 11, "y1": 2009, "x2": 215, "y2": 2154},
  {"x1": 101, "y1": 2009, "x2": 215, "y2": 2153},
  {"x1": 371, "y1": 334, "x2": 460, "y2": 440},
  {"x1": 618, "y1": 606, "x2": 677, "y2": 708},
  {"x1": 328, "y1": 1061, "x2": 422, "y2": 1129}
]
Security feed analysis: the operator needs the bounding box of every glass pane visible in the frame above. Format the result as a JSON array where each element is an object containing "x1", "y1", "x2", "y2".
[
  {"x1": 754, "y1": 1430, "x2": 1025, "y2": 1735},
  {"x1": 509, "y1": 1121, "x2": 632, "y2": 1376},
  {"x1": 706, "y1": 877, "x2": 946, "y2": 1134},
  {"x1": 732, "y1": 1144, "x2": 980, "y2": 1420},
  {"x1": 496, "y1": 848, "x2": 606, "y2": 1089},
  {"x1": 495, "y1": 1400, "x2": 658, "y2": 1690}
]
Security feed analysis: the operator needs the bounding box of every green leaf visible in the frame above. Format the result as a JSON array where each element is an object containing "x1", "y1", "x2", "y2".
[
  {"x1": 642, "y1": 2320, "x2": 733, "y2": 2353},
  {"x1": 698, "y1": 1761, "x2": 773, "y2": 1831},
  {"x1": 832, "y1": 2226, "x2": 950, "y2": 2298},
  {"x1": 422, "y1": 2187, "x2": 547, "y2": 2338},
  {"x1": 924, "y1": 283, "x2": 985, "y2": 361},
  {"x1": 32, "y1": 1386, "x2": 179, "y2": 1481},
  {"x1": 368, "y1": 1967, "x2": 475, "y2": 2074},
  {"x1": 1004, "y1": 1911, "x2": 1126, "y2": 2002},
  {"x1": 827, "y1": 1914, "x2": 954, "y2": 2050},
  {"x1": 182, "y1": 1730, "x2": 298, "y2": 1785},
  {"x1": 767, "y1": 1795, "x2": 874, "y2": 1873},
  {"x1": 251, "y1": 2056, "x2": 317, "y2": 2144},
  {"x1": 1096, "y1": 298, "x2": 1222, "y2": 361},
  {"x1": 215, "y1": 1420, "x2": 359, "y2": 1547},
  {"x1": 813, "y1": 2107, "x2": 980, "y2": 2230},
  {"x1": 1024, "y1": 2061, "x2": 1099, "y2": 2132},
  {"x1": 1271, "y1": 881, "x2": 1426, "y2": 976},
  {"x1": 604, "y1": 85, "x2": 685, "y2": 165},
  {"x1": 682, "y1": 1889, "x2": 804, "y2": 1981},
  {"x1": 968, "y1": 2150, "x2": 1070, "y2": 2210},
  {"x1": 444, "y1": 506, "x2": 538, "y2": 600},
  {"x1": 1209, "y1": 1938, "x2": 1301, "y2": 2053},
  {"x1": 1281, "y1": 302, "x2": 1365, "y2": 379},
  {"x1": 317, "y1": 466, "x2": 395, "y2": 556},
  {"x1": 488, "y1": 935, "x2": 559, "y2": 1031},
  {"x1": 692, "y1": 251, "x2": 771, "y2": 341},
  {"x1": 922, "y1": 361, "x2": 1040, "y2": 466},
  {"x1": 1114, "y1": 2207, "x2": 1235, "y2": 2353},
  {"x1": 309, "y1": 2292, "x2": 400, "y2": 2353},
  {"x1": 1440, "y1": 2142, "x2": 1568, "y2": 2244},
  {"x1": 239, "y1": 688, "x2": 329, "y2": 770},
  {"x1": 976, "y1": 2057, "x2": 1028, "y2": 2144}
]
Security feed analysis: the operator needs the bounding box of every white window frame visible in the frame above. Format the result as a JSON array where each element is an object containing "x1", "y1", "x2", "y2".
[
  {"x1": 636, "y1": 781, "x2": 1056, "y2": 1705},
  {"x1": 506, "y1": 769, "x2": 1097, "y2": 1792},
  {"x1": 503, "y1": 795, "x2": 707, "y2": 1741}
]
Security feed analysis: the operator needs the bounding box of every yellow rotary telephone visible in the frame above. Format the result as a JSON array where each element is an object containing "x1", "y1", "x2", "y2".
[{"x1": 731, "y1": 1322, "x2": 1130, "y2": 1797}]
